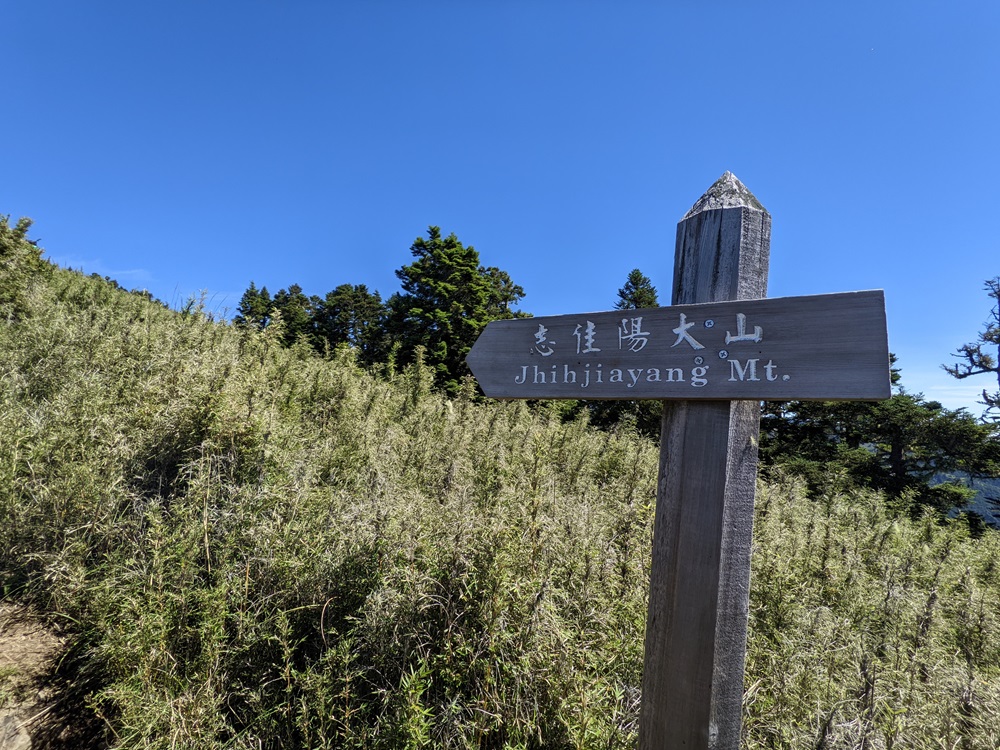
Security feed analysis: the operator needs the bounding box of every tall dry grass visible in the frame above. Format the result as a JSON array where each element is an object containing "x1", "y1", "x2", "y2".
[{"x1": 1, "y1": 230, "x2": 998, "y2": 748}]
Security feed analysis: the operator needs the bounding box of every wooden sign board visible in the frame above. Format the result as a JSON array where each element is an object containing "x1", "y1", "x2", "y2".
[{"x1": 467, "y1": 289, "x2": 890, "y2": 401}]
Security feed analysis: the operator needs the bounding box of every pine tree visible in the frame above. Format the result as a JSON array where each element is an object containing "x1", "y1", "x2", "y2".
[
  {"x1": 944, "y1": 277, "x2": 1000, "y2": 420},
  {"x1": 271, "y1": 284, "x2": 320, "y2": 347},
  {"x1": 615, "y1": 269, "x2": 659, "y2": 310},
  {"x1": 389, "y1": 226, "x2": 525, "y2": 394},
  {"x1": 761, "y1": 358, "x2": 1000, "y2": 512},
  {"x1": 234, "y1": 282, "x2": 272, "y2": 331},
  {"x1": 315, "y1": 283, "x2": 387, "y2": 364}
]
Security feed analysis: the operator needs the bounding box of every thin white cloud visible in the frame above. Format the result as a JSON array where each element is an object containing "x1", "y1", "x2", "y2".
[
  {"x1": 46, "y1": 254, "x2": 153, "y2": 285},
  {"x1": 902, "y1": 364, "x2": 992, "y2": 415}
]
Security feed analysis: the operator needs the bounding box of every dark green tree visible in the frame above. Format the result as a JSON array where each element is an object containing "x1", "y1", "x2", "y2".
[
  {"x1": 943, "y1": 277, "x2": 1000, "y2": 420},
  {"x1": 314, "y1": 283, "x2": 388, "y2": 364},
  {"x1": 482, "y1": 266, "x2": 530, "y2": 320},
  {"x1": 234, "y1": 282, "x2": 272, "y2": 331},
  {"x1": 615, "y1": 268, "x2": 659, "y2": 310},
  {"x1": 271, "y1": 284, "x2": 320, "y2": 347},
  {"x1": 760, "y1": 360, "x2": 1000, "y2": 513},
  {"x1": 389, "y1": 226, "x2": 525, "y2": 394}
]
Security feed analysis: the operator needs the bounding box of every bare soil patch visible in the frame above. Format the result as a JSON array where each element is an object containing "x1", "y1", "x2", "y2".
[
  {"x1": 1, "y1": 604, "x2": 61, "y2": 749},
  {"x1": 0, "y1": 604, "x2": 106, "y2": 750}
]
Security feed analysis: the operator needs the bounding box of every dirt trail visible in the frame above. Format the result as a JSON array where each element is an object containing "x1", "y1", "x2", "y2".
[
  {"x1": 0, "y1": 604, "x2": 62, "y2": 749},
  {"x1": 0, "y1": 604, "x2": 103, "y2": 750}
]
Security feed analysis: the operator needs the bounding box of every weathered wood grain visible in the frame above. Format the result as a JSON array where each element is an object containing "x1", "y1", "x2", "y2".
[
  {"x1": 639, "y1": 172, "x2": 768, "y2": 750},
  {"x1": 466, "y1": 290, "x2": 890, "y2": 401}
]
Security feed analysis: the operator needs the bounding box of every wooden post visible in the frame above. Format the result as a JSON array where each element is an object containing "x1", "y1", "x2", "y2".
[
  {"x1": 466, "y1": 170, "x2": 888, "y2": 746},
  {"x1": 639, "y1": 173, "x2": 771, "y2": 749}
]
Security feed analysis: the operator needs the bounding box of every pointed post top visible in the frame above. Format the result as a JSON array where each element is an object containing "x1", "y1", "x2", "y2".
[{"x1": 682, "y1": 172, "x2": 767, "y2": 220}]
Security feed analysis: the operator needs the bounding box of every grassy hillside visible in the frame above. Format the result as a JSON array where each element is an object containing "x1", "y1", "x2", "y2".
[{"x1": 2, "y1": 221, "x2": 1000, "y2": 748}]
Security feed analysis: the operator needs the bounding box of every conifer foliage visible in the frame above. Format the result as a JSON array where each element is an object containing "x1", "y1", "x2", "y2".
[
  {"x1": 945, "y1": 277, "x2": 1000, "y2": 420},
  {"x1": 233, "y1": 226, "x2": 524, "y2": 395},
  {"x1": 270, "y1": 283, "x2": 319, "y2": 346},
  {"x1": 761, "y1": 392, "x2": 1000, "y2": 512},
  {"x1": 388, "y1": 226, "x2": 525, "y2": 394},
  {"x1": 234, "y1": 281, "x2": 272, "y2": 330},
  {"x1": 615, "y1": 268, "x2": 659, "y2": 310},
  {"x1": 314, "y1": 283, "x2": 387, "y2": 365}
]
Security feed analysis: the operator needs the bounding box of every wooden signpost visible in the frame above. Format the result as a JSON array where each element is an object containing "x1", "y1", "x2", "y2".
[
  {"x1": 466, "y1": 291, "x2": 888, "y2": 402},
  {"x1": 466, "y1": 172, "x2": 891, "y2": 749}
]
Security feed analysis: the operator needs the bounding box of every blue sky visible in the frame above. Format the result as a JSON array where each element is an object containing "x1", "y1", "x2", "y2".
[{"x1": 3, "y1": 1, "x2": 998, "y2": 415}]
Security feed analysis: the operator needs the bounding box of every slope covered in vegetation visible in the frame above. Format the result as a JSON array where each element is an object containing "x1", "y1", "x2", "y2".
[{"x1": 1, "y1": 218, "x2": 999, "y2": 748}]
